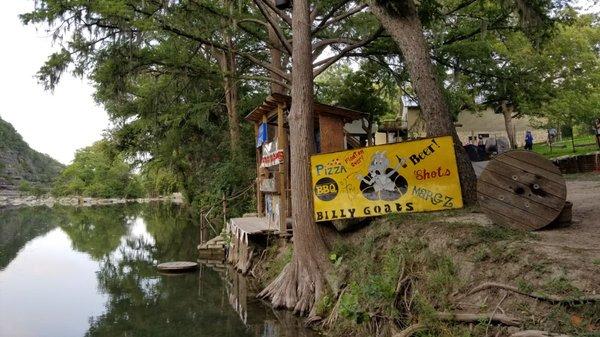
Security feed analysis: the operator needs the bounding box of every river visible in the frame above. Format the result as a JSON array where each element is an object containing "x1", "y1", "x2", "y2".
[{"x1": 0, "y1": 204, "x2": 316, "y2": 337}]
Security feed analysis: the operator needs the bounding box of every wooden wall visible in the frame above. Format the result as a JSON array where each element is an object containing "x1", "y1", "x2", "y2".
[{"x1": 319, "y1": 114, "x2": 346, "y2": 153}]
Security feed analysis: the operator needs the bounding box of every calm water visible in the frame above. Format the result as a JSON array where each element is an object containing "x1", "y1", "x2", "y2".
[{"x1": 0, "y1": 204, "x2": 314, "y2": 337}]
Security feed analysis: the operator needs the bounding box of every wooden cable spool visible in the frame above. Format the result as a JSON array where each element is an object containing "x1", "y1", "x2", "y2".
[{"x1": 477, "y1": 150, "x2": 567, "y2": 230}]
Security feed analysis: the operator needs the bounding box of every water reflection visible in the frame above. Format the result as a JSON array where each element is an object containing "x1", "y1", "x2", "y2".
[
  {"x1": 0, "y1": 204, "x2": 315, "y2": 337},
  {"x1": 223, "y1": 265, "x2": 315, "y2": 337},
  {"x1": 0, "y1": 206, "x2": 61, "y2": 269}
]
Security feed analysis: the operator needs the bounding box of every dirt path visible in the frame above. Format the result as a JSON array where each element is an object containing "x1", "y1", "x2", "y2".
[
  {"x1": 535, "y1": 176, "x2": 600, "y2": 251},
  {"x1": 441, "y1": 173, "x2": 600, "y2": 291}
]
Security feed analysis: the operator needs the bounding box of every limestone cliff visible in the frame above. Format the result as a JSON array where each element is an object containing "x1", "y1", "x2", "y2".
[{"x1": 0, "y1": 117, "x2": 63, "y2": 192}]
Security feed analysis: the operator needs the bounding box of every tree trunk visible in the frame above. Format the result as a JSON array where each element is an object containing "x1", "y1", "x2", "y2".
[
  {"x1": 369, "y1": 0, "x2": 477, "y2": 205},
  {"x1": 258, "y1": 0, "x2": 331, "y2": 317},
  {"x1": 267, "y1": 0, "x2": 287, "y2": 95},
  {"x1": 501, "y1": 101, "x2": 517, "y2": 149},
  {"x1": 216, "y1": 4, "x2": 241, "y2": 154}
]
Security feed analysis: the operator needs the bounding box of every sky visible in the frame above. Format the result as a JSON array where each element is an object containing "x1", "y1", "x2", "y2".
[{"x1": 0, "y1": 0, "x2": 110, "y2": 165}]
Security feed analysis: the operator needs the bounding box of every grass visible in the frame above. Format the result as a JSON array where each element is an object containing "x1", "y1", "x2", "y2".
[
  {"x1": 532, "y1": 135, "x2": 599, "y2": 159},
  {"x1": 260, "y1": 213, "x2": 600, "y2": 337},
  {"x1": 326, "y1": 220, "x2": 463, "y2": 335},
  {"x1": 260, "y1": 244, "x2": 293, "y2": 286},
  {"x1": 564, "y1": 172, "x2": 600, "y2": 181}
]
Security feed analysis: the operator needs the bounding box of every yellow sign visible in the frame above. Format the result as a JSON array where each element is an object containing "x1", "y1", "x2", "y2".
[{"x1": 310, "y1": 136, "x2": 463, "y2": 222}]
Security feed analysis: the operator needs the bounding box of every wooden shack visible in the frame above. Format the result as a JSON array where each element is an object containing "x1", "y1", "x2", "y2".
[{"x1": 227, "y1": 93, "x2": 365, "y2": 273}]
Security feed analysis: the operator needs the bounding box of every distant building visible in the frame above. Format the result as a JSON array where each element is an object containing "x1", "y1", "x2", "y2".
[
  {"x1": 454, "y1": 108, "x2": 547, "y2": 147},
  {"x1": 380, "y1": 103, "x2": 548, "y2": 147}
]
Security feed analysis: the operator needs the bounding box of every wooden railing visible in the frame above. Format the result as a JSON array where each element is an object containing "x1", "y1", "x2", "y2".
[{"x1": 198, "y1": 183, "x2": 255, "y2": 242}]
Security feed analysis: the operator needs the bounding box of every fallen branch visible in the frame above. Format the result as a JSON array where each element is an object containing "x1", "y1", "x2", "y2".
[
  {"x1": 509, "y1": 330, "x2": 572, "y2": 337},
  {"x1": 393, "y1": 323, "x2": 425, "y2": 337},
  {"x1": 486, "y1": 291, "x2": 508, "y2": 336},
  {"x1": 324, "y1": 287, "x2": 347, "y2": 328},
  {"x1": 435, "y1": 311, "x2": 522, "y2": 326},
  {"x1": 466, "y1": 282, "x2": 600, "y2": 303},
  {"x1": 392, "y1": 311, "x2": 520, "y2": 337}
]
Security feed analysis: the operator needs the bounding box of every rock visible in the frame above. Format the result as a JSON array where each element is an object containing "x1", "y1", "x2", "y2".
[{"x1": 0, "y1": 194, "x2": 184, "y2": 208}]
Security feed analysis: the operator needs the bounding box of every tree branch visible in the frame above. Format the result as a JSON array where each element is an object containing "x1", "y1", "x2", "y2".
[
  {"x1": 435, "y1": 311, "x2": 521, "y2": 326},
  {"x1": 237, "y1": 18, "x2": 269, "y2": 27},
  {"x1": 239, "y1": 52, "x2": 290, "y2": 82},
  {"x1": 325, "y1": 3, "x2": 368, "y2": 27},
  {"x1": 239, "y1": 75, "x2": 291, "y2": 90},
  {"x1": 509, "y1": 330, "x2": 572, "y2": 337},
  {"x1": 312, "y1": 37, "x2": 356, "y2": 51},
  {"x1": 252, "y1": 0, "x2": 292, "y2": 55},
  {"x1": 392, "y1": 324, "x2": 425, "y2": 337},
  {"x1": 465, "y1": 282, "x2": 600, "y2": 303},
  {"x1": 256, "y1": 0, "x2": 292, "y2": 26},
  {"x1": 444, "y1": 0, "x2": 478, "y2": 16},
  {"x1": 312, "y1": 0, "x2": 351, "y2": 34},
  {"x1": 442, "y1": 17, "x2": 511, "y2": 45},
  {"x1": 126, "y1": 3, "x2": 290, "y2": 82},
  {"x1": 313, "y1": 27, "x2": 384, "y2": 77}
]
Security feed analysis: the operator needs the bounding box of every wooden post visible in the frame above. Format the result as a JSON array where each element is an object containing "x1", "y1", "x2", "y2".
[
  {"x1": 277, "y1": 103, "x2": 287, "y2": 237},
  {"x1": 199, "y1": 212, "x2": 204, "y2": 244},
  {"x1": 255, "y1": 121, "x2": 264, "y2": 216},
  {"x1": 222, "y1": 191, "x2": 227, "y2": 227}
]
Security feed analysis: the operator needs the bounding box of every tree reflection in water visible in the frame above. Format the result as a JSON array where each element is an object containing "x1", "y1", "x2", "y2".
[
  {"x1": 0, "y1": 206, "x2": 62, "y2": 270},
  {"x1": 51, "y1": 204, "x2": 315, "y2": 337}
]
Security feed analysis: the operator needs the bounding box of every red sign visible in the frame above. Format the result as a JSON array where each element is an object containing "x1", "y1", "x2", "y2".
[{"x1": 261, "y1": 141, "x2": 284, "y2": 167}]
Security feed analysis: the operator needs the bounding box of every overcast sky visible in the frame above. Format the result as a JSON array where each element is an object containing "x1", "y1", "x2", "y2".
[
  {"x1": 0, "y1": 0, "x2": 109, "y2": 165},
  {"x1": 1, "y1": 1, "x2": 598, "y2": 165}
]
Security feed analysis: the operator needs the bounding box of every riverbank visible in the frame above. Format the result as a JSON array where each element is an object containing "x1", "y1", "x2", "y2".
[
  {"x1": 252, "y1": 175, "x2": 600, "y2": 337},
  {"x1": 0, "y1": 192, "x2": 184, "y2": 208}
]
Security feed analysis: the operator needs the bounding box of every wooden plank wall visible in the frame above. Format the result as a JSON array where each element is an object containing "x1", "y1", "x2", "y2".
[{"x1": 319, "y1": 114, "x2": 346, "y2": 153}]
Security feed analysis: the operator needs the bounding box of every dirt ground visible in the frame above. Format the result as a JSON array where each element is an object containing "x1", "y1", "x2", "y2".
[
  {"x1": 537, "y1": 175, "x2": 600, "y2": 251},
  {"x1": 442, "y1": 172, "x2": 600, "y2": 293},
  {"x1": 444, "y1": 172, "x2": 600, "y2": 252}
]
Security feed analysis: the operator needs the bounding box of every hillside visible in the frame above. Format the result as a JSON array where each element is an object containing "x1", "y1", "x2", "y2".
[{"x1": 0, "y1": 117, "x2": 64, "y2": 193}]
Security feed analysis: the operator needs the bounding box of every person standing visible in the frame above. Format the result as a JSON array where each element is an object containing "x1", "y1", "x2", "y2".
[
  {"x1": 595, "y1": 118, "x2": 600, "y2": 149},
  {"x1": 524, "y1": 130, "x2": 534, "y2": 150}
]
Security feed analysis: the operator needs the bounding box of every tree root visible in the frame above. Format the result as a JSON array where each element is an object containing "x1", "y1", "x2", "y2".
[
  {"x1": 509, "y1": 330, "x2": 572, "y2": 337},
  {"x1": 465, "y1": 282, "x2": 600, "y2": 303},
  {"x1": 258, "y1": 259, "x2": 326, "y2": 318},
  {"x1": 435, "y1": 311, "x2": 522, "y2": 326}
]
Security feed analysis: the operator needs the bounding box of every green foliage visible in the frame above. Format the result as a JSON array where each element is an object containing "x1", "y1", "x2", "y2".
[
  {"x1": 53, "y1": 140, "x2": 143, "y2": 198},
  {"x1": 440, "y1": 10, "x2": 600, "y2": 134},
  {"x1": 317, "y1": 62, "x2": 392, "y2": 121},
  {"x1": 21, "y1": 0, "x2": 260, "y2": 213},
  {"x1": 56, "y1": 205, "x2": 135, "y2": 259},
  {"x1": 18, "y1": 181, "x2": 31, "y2": 193},
  {"x1": 339, "y1": 283, "x2": 369, "y2": 324}
]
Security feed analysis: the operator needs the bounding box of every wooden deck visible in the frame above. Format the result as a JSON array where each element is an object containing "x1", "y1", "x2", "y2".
[{"x1": 228, "y1": 216, "x2": 279, "y2": 244}]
